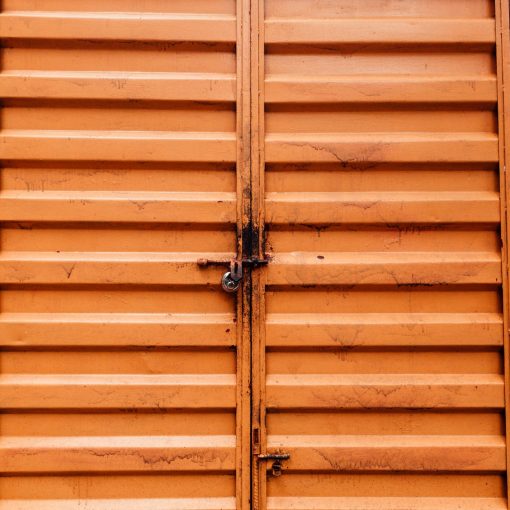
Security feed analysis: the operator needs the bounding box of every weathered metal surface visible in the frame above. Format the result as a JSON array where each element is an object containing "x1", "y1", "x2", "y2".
[
  {"x1": 254, "y1": 1, "x2": 510, "y2": 509},
  {"x1": 3, "y1": 1, "x2": 510, "y2": 509},
  {"x1": 0, "y1": 0, "x2": 246, "y2": 508}
]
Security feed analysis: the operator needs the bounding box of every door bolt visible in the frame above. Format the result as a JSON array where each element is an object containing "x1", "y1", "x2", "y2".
[
  {"x1": 198, "y1": 256, "x2": 270, "y2": 293},
  {"x1": 257, "y1": 453, "x2": 290, "y2": 478}
]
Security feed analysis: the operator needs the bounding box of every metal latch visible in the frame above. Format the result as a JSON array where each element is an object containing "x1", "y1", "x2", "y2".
[
  {"x1": 197, "y1": 256, "x2": 269, "y2": 294},
  {"x1": 257, "y1": 453, "x2": 290, "y2": 477}
]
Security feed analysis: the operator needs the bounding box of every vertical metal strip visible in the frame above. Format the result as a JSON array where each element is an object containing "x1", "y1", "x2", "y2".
[
  {"x1": 250, "y1": 0, "x2": 267, "y2": 509},
  {"x1": 236, "y1": 1, "x2": 253, "y2": 509},
  {"x1": 495, "y1": 1, "x2": 510, "y2": 506}
]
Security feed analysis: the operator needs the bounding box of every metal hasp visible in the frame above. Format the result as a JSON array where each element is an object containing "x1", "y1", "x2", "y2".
[
  {"x1": 197, "y1": 256, "x2": 269, "y2": 293},
  {"x1": 258, "y1": 453, "x2": 291, "y2": 478}
]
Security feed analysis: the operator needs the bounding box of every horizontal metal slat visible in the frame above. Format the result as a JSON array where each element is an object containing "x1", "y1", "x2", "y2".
[
  {"x1": 266, "y1": 374, "x2": 504, "y2": 409},
  {"x1": 265, "y1": 18, "x2": 496, "y2": 45},
  {"x1": 265, "y1": 75, "x2": 497, "y2": 104},
  {"x1": 266, "y1": 252, "x2": 501, "y2": 286},
  {"x1": 0, "y1": 499, "x2": 237, "y2": 510},
  {"x1": 0, "y1": 435, "x2": 236, "y2": 473},
  {"x1": 266, "y1": 313, "x2": 503, "y2": 348},
  {"x1": 0, "y1": 191, "x2": 236, "y2": 224},
  {"x1": 0, "y1": 374, "x2": 236, "y2": 410},
  {"x1": 0, "y1": 313, "x2": 236, "y2": 348},
  {"x1": 0, "y1": 130, "x2": 237, "y2": 163},
  {"x1": 265, "y1": 133, "x2": 499, "y2": 164},
  {"x1": 266, "y1": 191, "x2": 500, "y2": 225},
  {"x1": 0, "y1": 11, "x2": 236, "y2": 43},
  {"x1": 0, "y1": 71, "x2": 236, "y2": 102},
  {"x1": 0, "y1": 251, "x2": 233, "y2": 285},
  {"x1": 267, "y1": 497, "x2": 507, "y2": 510},
  {"x1": 268, "y1": 435, "x2": 505, "y2": 472},
  {"x1": 5, "y1": 251, "x2": 498, "y2": 287}
]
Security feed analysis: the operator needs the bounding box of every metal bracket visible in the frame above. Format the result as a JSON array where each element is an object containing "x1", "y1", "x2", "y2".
[{"x1": 242, "y1": 257, "x2": 270, "y2": 269}]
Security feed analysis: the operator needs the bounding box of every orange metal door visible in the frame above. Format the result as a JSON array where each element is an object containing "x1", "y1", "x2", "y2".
[
  {"x1": 0, "y1": 1, "x2": 252, "y2": 509},
  {"x1": 252, "y1": 1, "x2": 510, "y2": 509},
  {"x1": 3, "y1": 1, "x2": 510, "y2": 509}
]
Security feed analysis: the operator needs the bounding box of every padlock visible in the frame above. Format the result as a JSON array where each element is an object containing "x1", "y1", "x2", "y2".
[
  {"x1": 271, "y1": 461, "x2": 283, "y2": 477},
  {"x1": 222, "y1": 271, "x2": 241, "y2": 293}
]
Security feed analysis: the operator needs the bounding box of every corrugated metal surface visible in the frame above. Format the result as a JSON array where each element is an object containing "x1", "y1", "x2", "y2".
[
  {"x1": 0, "y1": 1, "x2": 242, "y2": 508},
  {"x1": 259, "y1": 1, "x2": 508, "y2": 509},
  {"x1": 2, "y1": 1, "x2": 510, "y2": 509}
]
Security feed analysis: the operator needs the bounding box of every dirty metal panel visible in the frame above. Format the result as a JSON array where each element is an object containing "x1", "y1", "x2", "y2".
[
  {"x1": 0, "y1": 0, "x2": 245, "y2": 509},
  {"x1": 259, "y1": 0, "x2": 509, "y2": 509}
]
